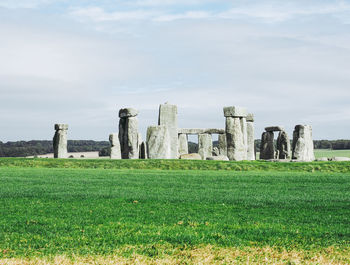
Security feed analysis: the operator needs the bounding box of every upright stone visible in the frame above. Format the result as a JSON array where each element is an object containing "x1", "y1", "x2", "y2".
[
  {"x1": 146, "y1": 125, "x2": 171, "y2": 159},
  {"x1": 260, "y1": 131, "x2": 274, "y2": 160},
  {"x1": 178, "y1": 133, "x2": 188, "y2": 156},
  {"x1": 198, "y1": 133, "x2": 213, "y2": 160},
  {"x1": 158, "y1": 103, "x2": 178, "y2": 158},
  {"x1": 53, "y1": 124, "x2": 68, "y2": 158},
  {"x1": 292, "y1": 125, "x2": 315, "y2": 161},
  {"x1": 109, "y1": 133, "x2": 121, "y2": 159},
  {"x1": 218, "y1": 134, "x2": 227, "y2": 156},
  {"x1": 224, "y1": 106, "x2": 248, "y2": 161},
  {"x1": 246, "y1": 113, "x2": 255, "y2": 161},
  {"x1": 139, "y1": 142, "x2": 147, "y2": 159},
  {"x1": 277, "y1": 131, "x2": 290, "y2": 159},
  {"x1": 118, "y1": 108, "x2": 139, "y2": 159}
]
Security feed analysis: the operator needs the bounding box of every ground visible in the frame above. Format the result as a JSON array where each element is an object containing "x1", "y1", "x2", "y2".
[{"x1": 0, "y1": 158, "x2": 349, "y2": 264}]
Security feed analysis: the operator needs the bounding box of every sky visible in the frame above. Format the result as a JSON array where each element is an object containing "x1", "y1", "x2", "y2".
[{"x1": 0, "y1": 0, "x2": 350, "y2": 141}]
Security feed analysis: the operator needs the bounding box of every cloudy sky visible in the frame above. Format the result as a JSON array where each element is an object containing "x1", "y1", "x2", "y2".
[{"x1": 1, "y1": 0, "x2": 349, "y2": 141}]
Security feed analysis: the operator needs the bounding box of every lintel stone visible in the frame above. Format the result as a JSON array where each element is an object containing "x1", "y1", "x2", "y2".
[
  {"x1": 119, "y1": 108, "x2": 139, "y2": 118},
  {"x1": 246, "y1": 113, "x2": 254, "y2": 122},
  {"x1": 223, "y1": 106, "x2": 247, "y2": 118},
  {"x1": 55, "y1": 124, "x2": 68, "y2": 130},
  {"x1": 265, "y1": 126, "x2": 284, "y2": 132},
  {"x1": 178, "y1": 128, "x2": 225, "y2": 135}
]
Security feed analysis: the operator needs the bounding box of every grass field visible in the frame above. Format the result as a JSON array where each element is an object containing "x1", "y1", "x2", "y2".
[
  {"x1": 314, "y1": 149, "x2": 350, "y2": 158},
  {"x1": 0, "y1": 158, "x2": 349, "y2": 264}
]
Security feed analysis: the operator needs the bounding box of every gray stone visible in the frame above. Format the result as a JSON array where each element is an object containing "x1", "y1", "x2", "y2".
[
  {"x1": 109, "y1": 133, "x2": 121, "y2": 159},
  {"x1": 246, "y1": 113, "x2": 254, "y2": 122},
  {"x1": 178, "y1": 128, "x2": 225, "y2": 135},
  {"x1": 139, "y1": 141, "x2": 147, "y2": 159},
  {"x1": 212, "y1": 147, "x2": 220, "y2": 156},
  {"x1": 218, "y1": 134, "x2": 227, "y2": 156},
  {"x1": 180, "y1": 153, "x2": 202, "y2": 160},
  {"x1": 330, "y1": 157, "x2": 350, "y2": 161},
  {"x1": 265, "y1": 126, "x2": 285, "y2": 132},
  {"x1": 246, "y1": 121, "x2": 255, "y2": 160},
  {"x1": 146, "y1": 125, "x2": 171, "y2": 159},
  {"x1": 119, "y1": 108, "x2": 139, "y2": 118},
  {"x1": 316, "y1": 157, "x2": 329, "y2": 161},
  {"x1": 223, "y1": 106, "x2": 247, "y2": 117},
  {"x1": 53, "y1": 124, "x2": 68, "y2": 159},
  {"x1": 178, "y1": 133, "x2": 189, "y2": 156},
  {"x1": 225, "y1": 117, "x2": 247, "y2": 161},
  {"x1": 241, "y1": 117, "x2": 248, "y2": 155},
  {"x1": 119, "y1": 116, "x2": 139, "y2": 159},
  {"x1": 198, "y1": 133, "x2": 213, "y2": 160},
  {"x1": 260, "y1": 131, "x2": 274, "y2": 160},
  {"x1": 276, "y1": 131, "x2": 290, "y2": 159},
  {"x1": 158, "y1": 103, "x2": 178, "y2": 159},
  {"x1": 292, "y1": 125, "x2": 315, "y2": 162},
  {"x1": 206, "y1": 155, "x2": 229, "y2": 161}
]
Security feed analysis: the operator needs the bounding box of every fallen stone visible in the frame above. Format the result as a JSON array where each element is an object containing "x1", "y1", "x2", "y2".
[
  {"x1": 329, "y1": 157, "x2": 350, "y2": 161},
  {"x1": 223, "y1": 106, "x2": 247, "y2": 117},
  {"x1": 146, "y1": 125, "x2": 171, "y2": 159},
  {"x1": 206, "y1": 155, "x2": 229, "y2": 161},
  {"x1": 179, "y1": 153, "x2": 202, "y2": 160},
  {"x1": 119, "y1": 108, "x2": 139, "y2": 118},
  {"x1": 316, "y1": 157, "x2": 329, "y2": 161},
  {"x1": 265, "y1": 126, "x2": 284, "y2": 132}
]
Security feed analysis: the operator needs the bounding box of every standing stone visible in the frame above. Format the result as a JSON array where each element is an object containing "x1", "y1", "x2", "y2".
[
  {"x1": 178, "y1": 133, "x2": 188, "y2": 156},
  {"x1": 218, "y1": 134, "x2": 227, "y2": 156},
  {"x1": 109, "y1": 133, "x2": 121, "y2": 159},
  {"x1": 198, "y1": 133, "x2": 213, "y2": 160},
  {"x1": 146, "y1": 125, "x2": 171, "y2": 159},
  {"x1": 53, "y1": 124, "x2": 68, "y2": 159},
  {"x1": 277, "y1": 131, "x2": 290, "y2": 159},
  {"x1": 260, "y1": 131, "x2": 274, "y2": 160},
  {"x1": 246, "y1": 113, "x2": 255, "y2": 161},
  {"x1": 118, "y1": 108, "x2": 139, "y2": 159},
  {"x1": 292, "y1": 125, "x2": 315, "y2": 161},
  {"x1": 158, "y1": 103, "x2": 178, "y2": 159},
  {"x1": 139, "y1": 142, "x2": 147, "y2": 159},
  {"x1": 224, "y1": 106, "x2": 248, "y2": 161}
]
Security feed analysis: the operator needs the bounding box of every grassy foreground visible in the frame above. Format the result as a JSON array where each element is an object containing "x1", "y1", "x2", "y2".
[{"x1": 0, "y1": 159, "x2": 349, "y2": 264}]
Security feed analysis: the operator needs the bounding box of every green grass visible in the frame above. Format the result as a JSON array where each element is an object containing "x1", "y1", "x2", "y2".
[
  {"x1": 0, "y1": 160, "x2": 349, "y2": 259},
  {"x1": 314, "y1": 149, "x2": 350, "y2": 158}
]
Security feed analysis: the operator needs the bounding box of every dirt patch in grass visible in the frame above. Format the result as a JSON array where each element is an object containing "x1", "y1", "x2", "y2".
[{"x1": 1, "y1": 245, "x2": 349, "y2": 265}]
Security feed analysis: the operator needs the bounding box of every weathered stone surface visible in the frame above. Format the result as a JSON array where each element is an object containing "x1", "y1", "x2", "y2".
[
  {"x1": 119, "y1": 116, "x2": 139, "y2": 159},
  {"x1": 246, "y1": 113, "x2": 254, "y2": 122},
  {"x1": 198, "y1": 133, "x2": 213, "y2": 160},
  {"x1": 178, "y1": 133, "x2": 189, "y2": 156},
  {"x1": 53, "y1": 124, "x2": 68, "y2": 159},
  {"x1": 119, "y1": 108, "x2": 139, "y2": 118},
  {"x1": 260, "y1": 131, "x2": 274, "y2": 160},
  {"x1": 109, "y1": 133, "x2": 121, "y2": 159},
  {"x1": 55, "y1": 124, "x2": 68, "y2": 130},
  {"x1": 277, "y1": 131, "x2": 290, "y2": 159},
  {"x1": 246, "y1": 121, "x2": 255, "y2": 160},
  {"x1": 178, "y1": 128, "x2": 225, "y2": 135},
  {"x1": 158, "y1": 103, "x2": 178, "y2": 159},
  {"x1": 265, "y1": 126, "x2": 284, "y2": 132},
  {"x1": 212, "y1": 147, "x2": 220, "y2": 156},
  {"x1": 206, "y1": 155, "x2": 229, "y2": 161},
  {"x1": 218, "y1": 134, "x2": 227, "y2": 156},
  {"x1": 146, "y1": 125, "x2": 171, "y2": 159},
  {"x1": 330, "y1": 157, "x2": 350, "y2": 161},
  {"x1": 292, "y1": 125, "x2": 315, "y2": 162},
  {"x1": 226, "y1": 117, "x2": 247, "y2": 161},
  {"x1": 139, "y1": 141, "x2": 147, "y2": 159},
  {"x1": 316, "y1": 157, "x2": 329, "y2": 161},
  {"x1": 241, "y1": 117, "x2": 248, "y2": 155},
  {"x1": 223, "y1": 106, "x2": 247, "y2": 117},
  {"x1": 180, "y1": 153, "x2": 202, "y2": 160}
]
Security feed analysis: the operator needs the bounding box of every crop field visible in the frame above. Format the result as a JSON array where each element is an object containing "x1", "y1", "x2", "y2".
[{"x1": 0, "y1": 158, "x2": 349, "y2": 264}]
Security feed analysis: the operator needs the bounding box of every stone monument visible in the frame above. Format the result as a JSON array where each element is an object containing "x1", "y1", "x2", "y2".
[
  {"x1": 146, "y1": 125, "x2": 171, "y2": 159},
  {"x1": 292, "y1": 125, "x2": 315, "y2": 161},
  {"x1": 158, "y1": 103, "x2": 178, "y2": 158},
  {"x1": 118, "y1": 108, "x2": 139, "y2": 159},
  {"x1": 109, "y1": 133, "x2": 121, "y2": 159},
  {"x1": 53, "y1": 124, "x2": 68, "y2": 159}
]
